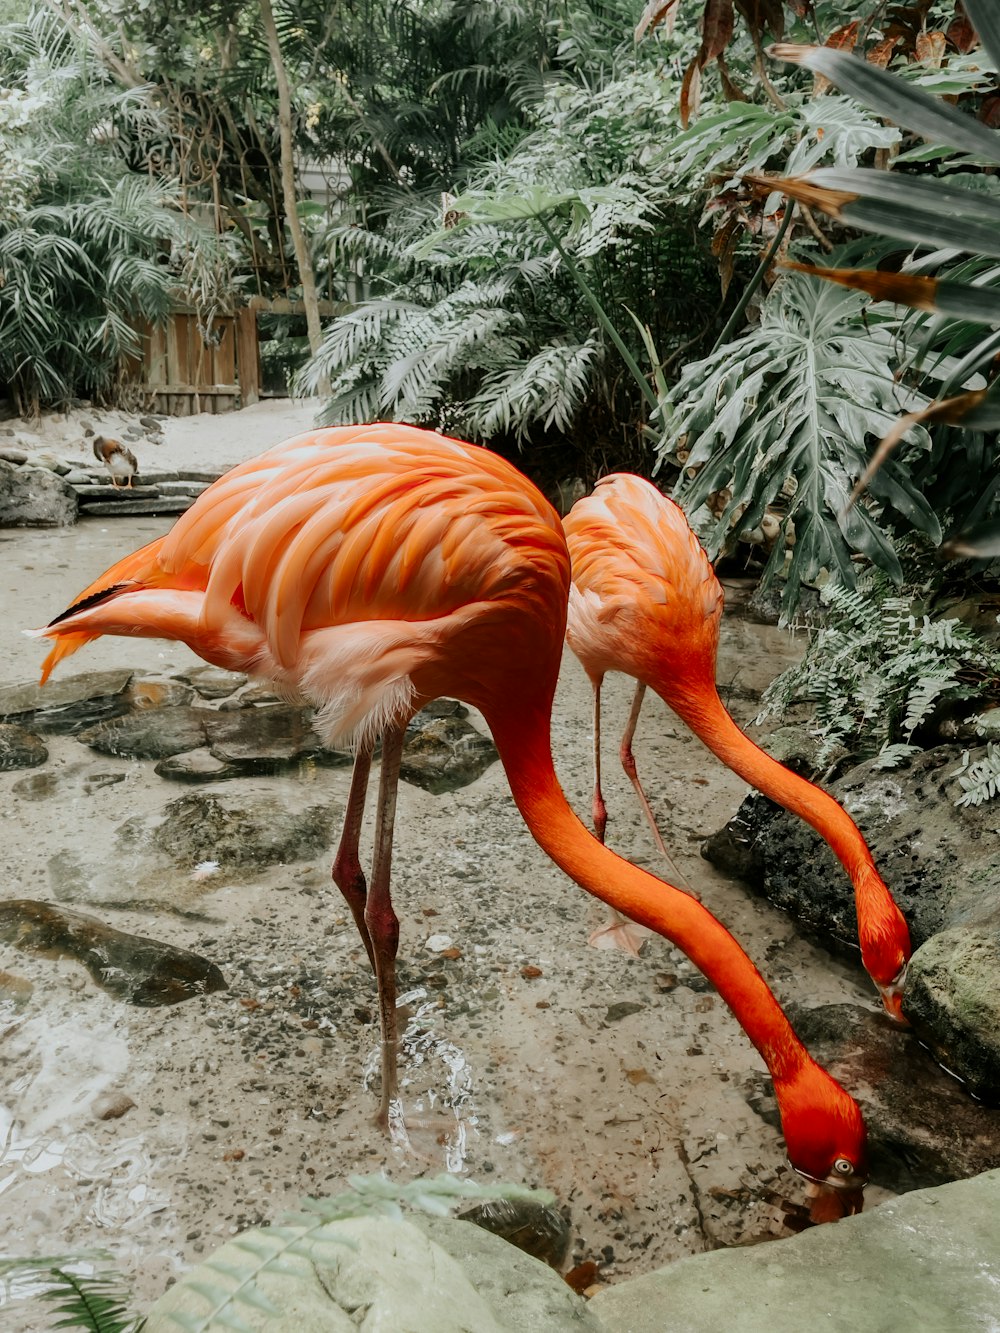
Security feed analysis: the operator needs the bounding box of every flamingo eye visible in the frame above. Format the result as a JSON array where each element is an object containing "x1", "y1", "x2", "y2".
[{"x1": 833, "y1": 1157, "x2": 854, "y2": 1176}]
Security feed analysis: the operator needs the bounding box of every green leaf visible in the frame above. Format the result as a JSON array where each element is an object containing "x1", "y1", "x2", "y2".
[
  {"x1": 769, "y1": 43, "x2": 1000, "y2": 159},
  {"x1": 763, "y1": 168, "x2": 1000, "y2": 259}
]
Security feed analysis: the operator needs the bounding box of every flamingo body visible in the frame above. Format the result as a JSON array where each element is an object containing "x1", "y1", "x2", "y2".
[
  {"x1": 39, "y1": 425, "x2": 867, "y2": 1217},
  {"x1": 564, "y1": 473, "x2": 910, "y2": 1017}
]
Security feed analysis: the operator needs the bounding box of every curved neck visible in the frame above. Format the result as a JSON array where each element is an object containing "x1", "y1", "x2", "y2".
[
  {"x1": 662, "y1": 682, "x2": 908, "y2": 981},
  {"x1": 487, "y1": 701, "x2": 813, "y2": 1090}
]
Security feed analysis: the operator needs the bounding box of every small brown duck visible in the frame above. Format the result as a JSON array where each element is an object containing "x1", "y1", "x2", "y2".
[{"x1": 93, "y1": 436, "x2": 138, "y2": 489}]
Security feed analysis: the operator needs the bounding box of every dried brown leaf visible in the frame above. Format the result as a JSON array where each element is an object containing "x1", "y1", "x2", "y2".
[
  {"x1": 717, "y1": 53, "x2": 749, "y2": 103},
  {"x1": 867, "y1": 36, "x2": 900, "y2": 67},
  {"x1": 701, "y1": 0, "x2": 735, "y2": 62},
  {"x1": 783, "y1": 260, "x2": 942, "y2": 311},
  {"x1": 915, "y1": 30, "x2": 947, "y2": 66},
  {"x1": 947, "y1": 2, "x2": 978, "y2": 53},
  {"x1": 743, "y1": 172, "x2": 858, "y2": 218},
  {"x1": 680, "y1": 57, "x2": 702, "y2": 127},
  {"x1": 635, "y1": 0, "x2": 682, "y2": 42}
]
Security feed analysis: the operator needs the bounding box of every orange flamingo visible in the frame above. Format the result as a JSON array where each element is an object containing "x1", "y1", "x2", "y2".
[
  {"x1": 37, "y1": 424, "x2": 867, "y2": 1219},
  {"x1": 564, "y1": 472, "x2": 910, "y2": 1020}
]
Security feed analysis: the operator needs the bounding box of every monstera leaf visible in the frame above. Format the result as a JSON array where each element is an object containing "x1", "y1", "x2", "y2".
[{"x1": 659, "y1": 271, "x2": 941, "y2": 616}]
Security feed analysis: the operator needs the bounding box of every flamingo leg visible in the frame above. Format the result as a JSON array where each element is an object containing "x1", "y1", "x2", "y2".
[
  {"x1": 331, "y1": 740, "x2": 375, "y2": 971},
  {"x1": 619, "y1": 681, "x2": 697, "y2": 898},
  {"x1": 588, "y1": 676, "x2": 652, "y2": 957},
  {"x1": 591, "y1": 675, "x2": 608, "y2": 843},
  {"x1": 365, "y1": 720, "x2": 406, "y2": 1131}
]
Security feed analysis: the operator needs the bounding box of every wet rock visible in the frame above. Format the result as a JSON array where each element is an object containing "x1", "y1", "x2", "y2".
[
  {"x1": 703, "y1": 745, "x2": 1000, "y2": 951},
  {"x1": 0, "y1": 723, "x2": 48, "y2": 769},
  {"x1": 92, "y1": 1091, "x2": 136, "y2": 1120},
  {"x1": 0, "y1": 669, "x2": 134, "y2": 735},
  {"x1": 401, "y1": 714, "x2": 498, "y2": 794},
  {"x1": 904, "y1": 926, "x2": 1000, "y2": 1104},
  {"x1": 79, "y1": 706, "x2": 209, "y2": 759},
  {"x1": 147, "y1": 1213, "x2": 600, "y2": 1333},
  {"x1": 0, "y1": 968, "x2": 33, "y2": 1010},
  {"x1": 457, "y1": 1198, "x2": 571, "y2": 1270},
  {"x1": 745, "y1": 1003, "x2": 1000, "y2": 1193},
  {"x1": 0, "y1": 899, "x2": 226, "y2": 1005},
  {"x1": 204, "y1": 705, "x2": 349, "y2": 773},
  {"x1": 11, "y1": 770, "x2": 59, "y2": 800},
  {"x1": 590, "y1": 1168, "x2": 1000, "y2": 1333},
  {"x1": 118, "y1": 790, "x2": 336, "y2": 871},
  {"x1": 0, "y1": 459, "x2": 78, "y2": 526},
  {"x1": 125, "y1": 677, "x2": 195, "y2": 710},
  {"x1": 180, "y1": 666, "x2": 247, "y2": 699},
  {"x1": 155, "y1": 748, "x2": 241, "y2": 783}
]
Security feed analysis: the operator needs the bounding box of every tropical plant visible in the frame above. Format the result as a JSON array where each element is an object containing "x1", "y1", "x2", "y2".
[
  {"x1": 303, "y1": 46, "x2": 726, "y2": 457},
  {"x1": 0, "y1": 10, "x2": 234, "y2": 412},
  {"x1": 658, "y1": 263, "x2": 941, "y2": 615},
  {"x1": 0, "y1": 1253, "x2": 140, "y2": 1332},
  {"x1": 756, "y1": 559, "x2": 1000, "y2": 783},
  {"x1": 747, "y1": 0, "x2": 1000, "y2": 557}
]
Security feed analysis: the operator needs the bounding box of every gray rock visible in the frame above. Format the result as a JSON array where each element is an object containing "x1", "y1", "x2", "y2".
[
  {"x1": 454, "y1": 1198, "x2": 570, "y2": 1270},
  {"x1": 0, "y1": 670, "x2": 134, "y2": 735},
  {"x1": 12, "y1": 770, "x2": 59, "y2": 800},
  {"x1": 0, "y1": 459, "x2": 77, "y2": 526},
  {"x1": 0, "y1": 723, "x2": 48, "y2": 770},
  {"x1": 154, "y1": 748, "x2": 240, "y2": 783},
  {"x1": 0, "y1": 899, "x2": 226, "y2": 1005},
  {"x1": 78, "y1": 706, "x2": 208, "y2": 759},
  {"x1": 179, "y1": 666, "x2": 247, "y2": 699},
  {"x1": 204, "y1": 705, "x2": 342, "y2": 771},
  {"x1": 125, "y1": 677, "x2": 195, "y2": 711},
  {"x1": 117, "y1": 790, "x2": 335, "y2": 870},
  {"x1": 0, "y1": 447, "x2": 28, "y2": 463},
  {"x1": 147, "y1": 1212, "x2": 599, "y2": 1333},
  {"x1": 589, "y1": 1168, "x2": 1000, "y2": 1333},
  {"x1": 401, "y1": 714, "x2": 498, "y2": 794},
  {"x1": 702, "y1": 745, "x2": 999, "y2": 952},
  {"x1": 904, "y1": 925, "x2": 1000, "y2": 1103}
]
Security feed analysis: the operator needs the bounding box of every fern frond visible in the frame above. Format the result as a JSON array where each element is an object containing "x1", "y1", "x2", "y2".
[{"x1": 952, "y1": 743, "x2": 1000, "y2": 806}]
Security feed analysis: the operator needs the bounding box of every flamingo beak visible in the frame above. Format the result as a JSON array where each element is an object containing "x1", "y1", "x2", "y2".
[
  {"x1": 877, "y1": 963, "x2": 909, "y2": 1026},
  {"x1": 804, "y1": 1179, "x2": 865, "y2": 1223}
]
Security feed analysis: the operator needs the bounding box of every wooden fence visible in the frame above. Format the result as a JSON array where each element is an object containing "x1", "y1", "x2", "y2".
[
  {"x1": 137, "y1": 309, "x2": 257, "y2": 416},
  {"x1": 133, "y1": 298, "x2": 345, "y2": 417}
]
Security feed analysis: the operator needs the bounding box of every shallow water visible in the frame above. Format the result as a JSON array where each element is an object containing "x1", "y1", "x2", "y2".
[{"x1": 0, "y1": 519, "x2": 886, "y2": 1324}]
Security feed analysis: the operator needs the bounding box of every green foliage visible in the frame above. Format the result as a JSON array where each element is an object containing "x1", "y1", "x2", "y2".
[
  {"x1": 757, "y1": 563, "x2": 1000, "y2": 785},
  {"x1": 0, "y1": 11, "x2": 234, "y2": 412},
  {"x1": 952, "y1": 742, "x2": 1000, "y2": 807},
  {"x1": 659, "y1": 266, "x2": 941, "y2": 616},
  {"x1": 304, "y1": 50, "x2": 723, "y2": 448},
  {"x1": 0, "y1": 1254, "x2": 140, "y2": 1332}
]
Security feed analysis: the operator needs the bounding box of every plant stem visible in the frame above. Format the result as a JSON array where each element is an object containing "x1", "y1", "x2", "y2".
[
  {"x1": 710, "y1": 203, "x2": 795, "y2": 355},
  {"x1": 536, "y1": 214, "x2": 661, "y2": 415}
]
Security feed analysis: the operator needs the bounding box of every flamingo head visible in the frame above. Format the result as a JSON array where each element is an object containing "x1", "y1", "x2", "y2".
[
  {"x1": 778, "y1": 1063, "x2": 868, "y2": 1224},
  {"x1": 876, "y1": 961, "x2": 909, "y2": 1026}
]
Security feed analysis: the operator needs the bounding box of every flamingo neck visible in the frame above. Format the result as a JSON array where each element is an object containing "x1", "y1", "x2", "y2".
[
  {"x1": 663, "y1": 681, "x2": 909, "y2": 984},
  {"x1": 487, "y1": 701, "x2": 814, "y2": 1090}
]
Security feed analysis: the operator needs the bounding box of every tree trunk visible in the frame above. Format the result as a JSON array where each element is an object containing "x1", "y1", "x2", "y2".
[{"x1": 257, "y1": 0, "x2": 326, "y2": 373}]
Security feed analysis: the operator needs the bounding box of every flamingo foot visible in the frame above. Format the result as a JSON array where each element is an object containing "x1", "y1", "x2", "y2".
[{"x1": 588, "y1": 909, "x2": 653, "y2": 957}]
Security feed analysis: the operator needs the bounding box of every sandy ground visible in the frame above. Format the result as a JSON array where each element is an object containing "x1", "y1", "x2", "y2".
[{"x1": 0, "y1": 405, "x2": 888, "y2": 1325}]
